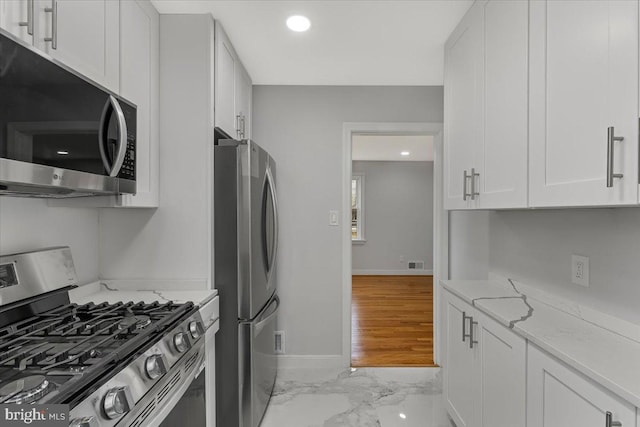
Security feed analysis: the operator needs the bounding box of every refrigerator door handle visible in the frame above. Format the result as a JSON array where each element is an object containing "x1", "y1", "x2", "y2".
[
  {"x1": 254, "y1": 295, "x2": 280, "y2": 336},
  {"x1": 265, "y1": 165, "x2": 279, "y2": 283}
]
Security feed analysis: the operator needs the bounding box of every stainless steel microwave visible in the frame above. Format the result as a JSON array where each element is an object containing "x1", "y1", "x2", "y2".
[{"x1": 0, "y1": 30, "x2": 136, "y2": 197}]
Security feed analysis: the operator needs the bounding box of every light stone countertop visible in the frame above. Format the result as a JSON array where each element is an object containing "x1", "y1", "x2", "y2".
[
  {"x1": 69, "y1": 281, "x2": 218, "y2": 308},
  {"x1": 441, "y1": 279, "x2": 640, "y2": 408}
]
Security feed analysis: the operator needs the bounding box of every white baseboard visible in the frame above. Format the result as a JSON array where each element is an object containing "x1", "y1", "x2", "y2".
[
  {"x1": 351, "y1": 269, "x2": 433, "y2": 276},
  {"x1": 277, "y1": 355, "x2": 345, "y2": 370}
]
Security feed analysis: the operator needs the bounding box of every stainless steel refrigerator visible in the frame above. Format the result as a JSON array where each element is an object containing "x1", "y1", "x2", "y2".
[{"x1": 215, "y1": 139, "x2": 279, "y2": 427}]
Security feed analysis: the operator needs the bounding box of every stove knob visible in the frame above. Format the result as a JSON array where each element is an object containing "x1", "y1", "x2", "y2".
[
  {"x1": 103, "y1": 386, "x2": 134, "y2": 419},
  {"x1": 189, "y1": 321, "x2": 204, "y2": 339},
  {"x1": 145, "y1": 353, "x2": 168, "y2": 380},
  {"x1": 173, "y1": 332, "x2": 190, "y2": 353},
  {"x1": 69, "y1": 417, "x2": 98, "y2": 427}
]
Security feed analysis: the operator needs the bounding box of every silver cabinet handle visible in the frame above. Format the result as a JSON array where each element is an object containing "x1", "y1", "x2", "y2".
[
  {"x1": 606, "y1": 126, "x2": 624, "y2": 187},
  {"x1": 606, "y1": 412, "x2": 622, "y2": 427},
  {"x1": 462, "y1": 311, "x2": 471, "y2": 342},
  {"x1": 463, "y1": 170, "x2": 470, "y2": 201},
  {"x1": 235, "y1": 114, "x2": 241, "y2": 139},
  {"x1": 44, "y1": 0, "x2": 58, "y2": 49},
  {"x1": 240, "y1": 114, "x2": 246, "y2": 139},
  {"x1": 469, "y1": 318, "x2": 478, "y2": 349},
  {"x1": 470, "y1": 168, "x2": 480, "y2": 200},
  {"x1": 19, "y1": 0, "x2": 34, "y2": 35}
]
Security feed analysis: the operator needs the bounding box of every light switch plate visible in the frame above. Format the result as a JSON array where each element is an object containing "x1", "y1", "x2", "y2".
[
  {"x1": 329, "y1": 210, "x2": 339, "y2": 226},
  {"x1": 571, "y1": 255, "x2": 589, "y2": 287}
]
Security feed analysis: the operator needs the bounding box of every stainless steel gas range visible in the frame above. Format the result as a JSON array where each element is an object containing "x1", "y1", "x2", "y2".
[{"x1": 0, "y1": 247, "x2": 208, "y2": 427}]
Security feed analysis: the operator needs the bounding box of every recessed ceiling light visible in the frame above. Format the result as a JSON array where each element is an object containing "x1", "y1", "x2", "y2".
[
  {"x1": 57, "y1": 151, "x2": 69, "y2": 155},
  {"x1": 399, "y1": 413, "x2": 407, "y2": 419},
  {"x1": 286, "y1": 15, "x2": 311, "y2": 32},
  {"x1": 401, "y1": 151, "x2": 410, "y2": 156}
]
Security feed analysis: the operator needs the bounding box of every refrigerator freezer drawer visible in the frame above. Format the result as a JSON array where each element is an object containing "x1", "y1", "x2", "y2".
[{"x1": 239, "y1": 294, "x2": 279, "y2": 427}]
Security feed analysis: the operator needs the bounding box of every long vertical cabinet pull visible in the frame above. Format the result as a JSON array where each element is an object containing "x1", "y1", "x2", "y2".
[
  {"x1": 462, "y1": 311, "x2": 469, "y2": 342},
  {"x1": 470, "y1": 168, "x2": 480, "y2": 200},
  {"x1": 468, "y1": 317, "x2": 478, "y2": 349},
  {"x1": 606, "y1": 127, "x2": 624, "y2": 187},
  {"x1": 605, "y1": 412, "x2": 622, "y2": 427},
  {"x1": 463, "y1": 170, "x2": 471, "y2": 201},
  {"x1": 44, "y1": 0, "x2": 58, "y2": 49},
  {"x1": 18, "y1": 0, "x2": 34, "y2": 35}
]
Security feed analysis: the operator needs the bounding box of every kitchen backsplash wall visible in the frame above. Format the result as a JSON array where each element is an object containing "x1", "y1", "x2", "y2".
[
  {"x1": 0, "y1": 198, "x2": 100, "y2": 284},
  {"x1": 253, "y1": 85, "x2": 444, "y2": 357},
  {"x1": 351, "y1": 160, "x2": 434, "y2": 273},
  {"x1": 490, "y1": 208, "x2": 640, "y2": 325}
]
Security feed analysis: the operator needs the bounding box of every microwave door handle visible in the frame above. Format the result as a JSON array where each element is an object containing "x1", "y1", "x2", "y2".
[
  {"x1": 98, "y1": 96, "x2": 128, "y2": 177},
  {"x1": 110, "y1": 96, "x2": 128, "y2": 177},
  {"x1": 99, "y1": 97, "x2": 113, "y2": 174}
]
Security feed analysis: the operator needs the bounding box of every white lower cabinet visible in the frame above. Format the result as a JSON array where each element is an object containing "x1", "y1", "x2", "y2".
[
  {"x1": 527, "y1": 343, "x2": 636, "y2": 427},
  {"x1": 443, "y1": 290, "x2": 526, "y2": 427}
]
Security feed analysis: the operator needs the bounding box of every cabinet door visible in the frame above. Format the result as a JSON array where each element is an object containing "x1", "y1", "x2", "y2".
[
  {"x1": 235, "y1": 63, "x2": 252, "y2": 140},
  {"x1": 527, "y1": 343, "x2": 636, "y2": 427},
  {"x1": 477, "y1": 311, "x2": 526, "y2": 427},
  {"x1": 0, "y1": 0, "x2": 35, "y2": 44},
  {"x1": 529, "y1": 0, "x2": 639, "y2": 207},
  {"x1": 118, "y1": 0, "x2": 159, "y2": 208},
  {"x1": 444, "y1": 3, "x2": 483, "y2": 210},
  {"x1": 215, "y1": 22, "x2": 237, "y2": 138},
  {"x1": 443, "y1": 291, "x2": 478, "y2": 427},
  {"x1": 35, "y1": 0, "x2": 119, "y2": 91},
  {"x1": 477, "y1": 0, "x2": 528, "y2": 209}
]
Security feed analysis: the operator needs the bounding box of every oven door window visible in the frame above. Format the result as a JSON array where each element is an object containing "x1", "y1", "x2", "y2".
[{"x1": 159, "y1": 368, "x2": 206, "y2": 427}]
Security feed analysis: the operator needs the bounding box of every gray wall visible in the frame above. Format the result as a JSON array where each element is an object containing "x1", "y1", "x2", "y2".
[
  {"x1": 351, "y1": 160, "x2": 433, "y2": 272},
  {"x1": 489, "y1": 208, "x2": 640, "y2": 325},
  {"x1": 0, "y1": 198, "x2": 99, "y2": 284},
  {"x1": 252, "y1": 85, "x2": 444, "y2": 356}
]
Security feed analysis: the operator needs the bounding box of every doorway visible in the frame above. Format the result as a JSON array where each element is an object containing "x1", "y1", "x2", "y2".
[{"x1": 341, "y1": 122, "x2": 446, "y2": 368}]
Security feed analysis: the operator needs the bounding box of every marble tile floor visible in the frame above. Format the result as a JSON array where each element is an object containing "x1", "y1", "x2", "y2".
[{"x1": 260, "y1": 367, "x2": 455, "y2": 427}]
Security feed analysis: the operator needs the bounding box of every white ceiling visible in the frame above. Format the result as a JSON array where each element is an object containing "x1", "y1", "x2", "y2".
[
  {"x1": 150, "y1": 0, "x2": 472, "y2": 85},
  {"x1": 352, "y1": 134, "x2": 433, "y2": 161}
]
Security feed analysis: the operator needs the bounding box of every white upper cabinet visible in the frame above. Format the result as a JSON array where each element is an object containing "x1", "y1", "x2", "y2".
[
  {"x1": 444, "y1": 0, "x2": 528, "y2": 210},
  {"x1": 215, "y1": 22, "x2": 237, "y2": 138},
  {"x1": 0, "y1": 0, "x2": 36, "y2": 44},
  {"x1": 35, "y1": 0, "x2": 120, "y2": 92},
  {"x1": 444, "y1": 3, "x2": 482, "y2": 210},
  {"x1": 48, "y1": 0, "x2": 159, "y2": 209},
  {"x1": 529, "y1": 0, "x2": 639, "y2": 207},
  {"x1": 527, "y1": 343, "x2": 636, "y2": 427},
  {"x1": 214, "y1": 21, "x2": 252, "y2": 140},
  {"x1": 236, "y1": 63, "x2": 252, "y2": 140},
  {"x1": 117, "y1": 0, "x2": 159, "y2": 207},
  {"x1": 476, "y1": 0, "x2": 528, "y2": 209}
]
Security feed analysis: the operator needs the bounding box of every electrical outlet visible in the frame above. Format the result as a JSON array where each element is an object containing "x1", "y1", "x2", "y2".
[
  {"x1": 274, "y1": 331, "x2": 285, "y2": 354},
  {"x1": 400, "y1": 255, "x2": 405, "y2": 264},
  {"x1": 571, "y1": 255, "x2": 589, "y2": 287}
]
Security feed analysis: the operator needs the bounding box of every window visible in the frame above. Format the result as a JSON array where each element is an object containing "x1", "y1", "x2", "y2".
[{"x1": 351, "y1": 174, "x2": 365, "y2": 241}]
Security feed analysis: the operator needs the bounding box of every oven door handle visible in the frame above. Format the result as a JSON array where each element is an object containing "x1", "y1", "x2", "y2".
[
  {"x1": 254, "y1": 295, "x2": 279, "y2": 336},
  {"x1": 98, "y1": 95, "x2": 128, "y2": 177}
]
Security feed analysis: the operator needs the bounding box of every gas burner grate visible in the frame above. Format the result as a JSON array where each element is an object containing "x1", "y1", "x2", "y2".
[{"x1": 0, "y1": 299, "x2": 195, "y2": 405}]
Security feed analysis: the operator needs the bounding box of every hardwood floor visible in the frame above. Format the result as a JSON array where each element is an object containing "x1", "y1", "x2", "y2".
[{"x1": 351, "y1": 275, "x2": 435, "y2": 367}]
